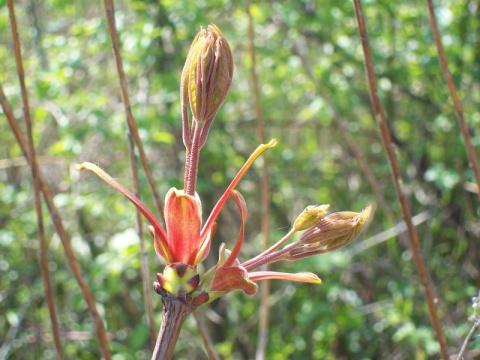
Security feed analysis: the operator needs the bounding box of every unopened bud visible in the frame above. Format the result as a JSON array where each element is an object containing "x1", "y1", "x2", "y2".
[
  {"x1": 181, "y1": 24, "x2": 234, "y2": 125},
  {"x1": 290, "y1": 204, "x2": 372, "y2": 257},
  {"x1": 156, "y1": 263, "x2": 200, "y2": 297},
  {"x1": 293, "y1": 204, "x2": 330, "y2": 231}
]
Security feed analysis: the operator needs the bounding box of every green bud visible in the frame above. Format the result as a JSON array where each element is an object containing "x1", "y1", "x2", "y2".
[
  {"x1": 290, "y1": 204, "x2": 372, "y2": 258},
  {"x1": 156, "y1": 263, "x2": 200, "y2": 297},
  {"x1": 181, "y1": 24, "x2": 234, "y2": 125},
  {"x1": 293, "y1": 204, "x2": 330, "y2": 231}
]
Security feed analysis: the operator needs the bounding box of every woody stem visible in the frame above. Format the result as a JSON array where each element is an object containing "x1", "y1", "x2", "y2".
[{"x1": 152, "y1": 296, "x2": 195, "y2": 360}]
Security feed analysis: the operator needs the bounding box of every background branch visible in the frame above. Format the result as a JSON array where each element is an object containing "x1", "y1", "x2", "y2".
[
  {"x1": 245, "y1": 1, "x2": 271, "y2": 359},
  {"x1": 425, "y1": 0, "x2": 480, "y2": 198},
  {"x1": 0, "y1": 81, "x2": 112, "y2": 360},
  {"x1": 352, "y1": 0, "x2": 449, "y2": 358},
  {"x1": 6, "y1": 2, "x2": 64, "y2": 358},
  {"x1": 102, "y1": 0, "x2": 156, "y2": 348}
]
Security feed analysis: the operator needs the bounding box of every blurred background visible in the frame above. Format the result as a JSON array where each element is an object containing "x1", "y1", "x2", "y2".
[{"x1": 0, "y1": 0, "x2": 479, "y2": 359}]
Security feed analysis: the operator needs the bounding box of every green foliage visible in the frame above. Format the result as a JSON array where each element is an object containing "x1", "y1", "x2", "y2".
[{"x1": 1, "y1": 0, "x2": 479, "y2": 359}]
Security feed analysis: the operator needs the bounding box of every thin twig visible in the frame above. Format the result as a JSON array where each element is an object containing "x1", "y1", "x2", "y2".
[
  {"x1": 128, "y1": 132, "x2": 156, "y2": 349},
  {"x1": 456, "y1": 319, "x2": 480, "y2": 360},
  {"x1": 102, "y1": 0, "x2": 157, "y2": 346},
  {"x1": 352, "y1": 1, "x2": 449, "y2": 359},
  {"x1": 7, "y1": 1, "x2": 64, "y2": 358},
  {"x1": 425, "y1": 0, "x2": 480, "y2": 198},
  {"x1": 0, "y1": 82, "x2": 112, "y2": 360},
  {"x1": 0, "y1": 155, "x2": 68, "y2": 169},
  {"x1": 0, "y1": 290, "x2": 33, "y2": 359},
  {"x1": 102, "y1": 0, "x2": 165, "y2": 223},
  {"x1": 457, "y1": 290, "x2": 480, "y2": 359},
  {"x1": 245, "y1": 1, "x2": 271, "y2": 359},
  {"x1": 292, "y1": 37, "x2": 397, "y2": 227},
  {"x1": 193, "y1": 310, "x2": 220, "y2": 360}
]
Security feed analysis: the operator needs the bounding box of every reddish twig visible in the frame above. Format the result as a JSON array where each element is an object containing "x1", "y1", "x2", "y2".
[
  {"x1": 7, "y1": 1, "x2": 64, "y2": 358},
  {"x1": 0, "y1": 83, "x2": 112, "y2": 360},
  {"x1": 292, "y1": 38, "x2": 397, "y2": 227},
  {"x1": 456, "y1": 319, "x2": 480, "y2": 360},
  {"x1": 352, "y1": 1, "x2": 449, "y2": 359},
  {"x1": 128, "y1": 131, "x2": 156, "y2": 350},
  {"x1": 425, "y1": 0, "x2": 480, "y2": 198},
  {"x1": 102, "y1": 0, "x2": 165, "y2": 223},
  {"x1": 457, "y1": 290, "x2": 480, "y2": 360},
  {"x1": 193, "y1": 310, "x2": 220, "y2": 360},
  {"x1": 245, "y1": 1, "x2": 271, "y2": 359},
  {"x1": 102, "y1": 0, "x2": 157, "y2": 346}
]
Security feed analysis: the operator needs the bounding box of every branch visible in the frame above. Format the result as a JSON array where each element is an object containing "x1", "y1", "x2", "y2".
[
  {"x1": 456, "y1": 319, "x2": 480, "y2": 360},
  {"x1": 102, "y1": 0, "x2": 158, "y2": 347},
  {"x1": 0, "y1": 82, "x2": 112, "y2": 360},
  {"x1": 8, "y1": 1, "x2": 63, "y2": 358},
  {"x1": 103, "y1": 0, "x2": 165, "y2": 223},
  {"x1": 425, "y1": 0, "x2": 480, "y2": 199},
  {"x1": 352, "y1": 1, "x2": 449, "y2": 359},
  {"x1": 292, "y1": 36, "x2": 398, "y2": 228},
  {"x1": 245, "y1": 2, "x2": 271, "y2": 358},
  {"x1": 193, "y1": 310, "x2": 220, "y2": 360}
]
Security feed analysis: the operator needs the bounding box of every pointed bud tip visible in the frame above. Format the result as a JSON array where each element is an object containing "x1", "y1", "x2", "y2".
[
  {"x1": 358, "y1": 204, "x2": 373, "y2": 225},
  {"x1": 294, "y1": 203, "x2": 373, "y2": 256},
  {"x1": 309, "y1": 274, "x2": 322, "y2": 285},
  {"x1": 267, "y1": 139, "x2": 277, "y2": 148}
]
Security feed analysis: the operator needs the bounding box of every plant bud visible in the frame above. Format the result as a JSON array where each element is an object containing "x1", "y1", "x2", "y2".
[
  {"x1": 156, "y1": 263, "x2": 200, "y2": 297},
  {"x1": 290, "y1": 204, "x2": 372, "y2": 258},
  {"x1": 181, "y1": 24, "x2": 234, "y2": 125},
  {"x1": 293, "y1": 204, "x2": 330, "y2": 231}
]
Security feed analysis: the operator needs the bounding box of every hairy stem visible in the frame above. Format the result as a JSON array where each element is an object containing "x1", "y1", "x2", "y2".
[{"x1": 184, "y1": 122, "x2": 204, "y2": 195}]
